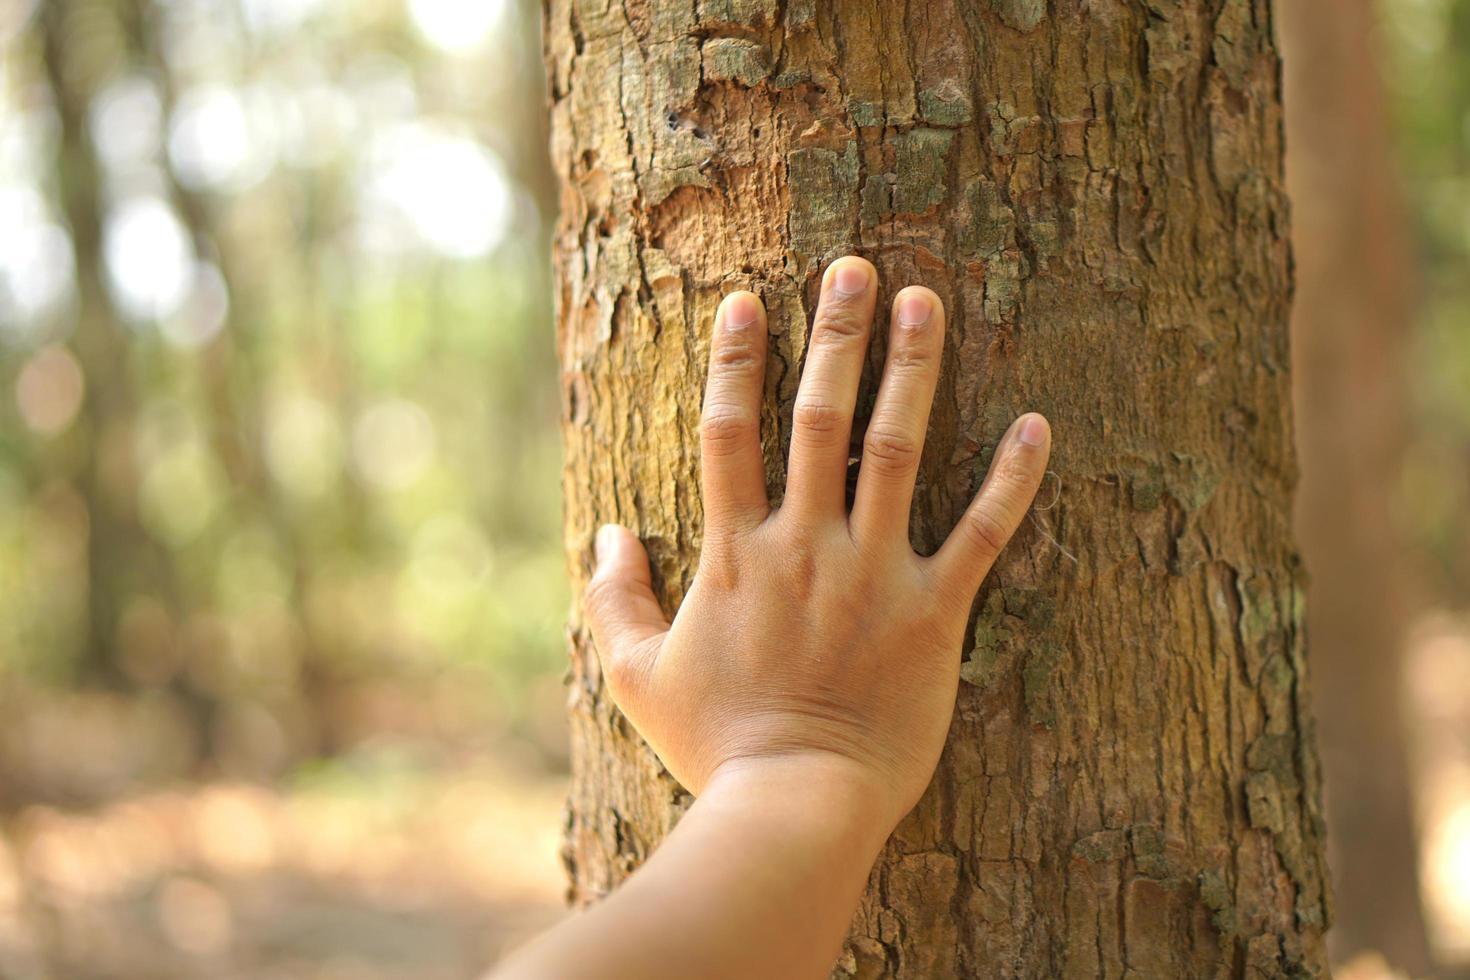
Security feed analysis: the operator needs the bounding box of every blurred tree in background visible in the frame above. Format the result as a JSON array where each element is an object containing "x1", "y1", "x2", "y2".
[
  {"x1": 1379, "y1": 0, "x2": 1470, "y2": 970},
  {"x1": 1, "y1": 1, "x2": 575, "y2": 973},
  {"x1": 1, "y1": 0, "x2": 566, "y2": 804},
  {"x1": 1385, "y1": 0, "x2": 1470, "y2": 598}
]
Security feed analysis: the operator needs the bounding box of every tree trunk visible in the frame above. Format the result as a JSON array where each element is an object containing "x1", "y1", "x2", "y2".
[
  {"x1": 546, "y1": 1, "x2": 1331, "y2": 975},
  {"x1": 1279, "y1": 0, "x2": 1433, "y2": 972},
  {"x1": 41, "y1": 0, "x2": 181, "y2": 686}
]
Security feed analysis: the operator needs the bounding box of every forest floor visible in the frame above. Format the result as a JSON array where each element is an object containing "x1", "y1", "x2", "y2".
[
  {"x1": 0, "y1": 762, "x2": 567, "y2": 980},
  {"x1": 0, "y1": 614, "x2": 1466, "y2": 979}
]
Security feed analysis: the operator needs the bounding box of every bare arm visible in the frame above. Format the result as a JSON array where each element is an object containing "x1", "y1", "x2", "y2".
[{"x1": 497, "y1": 258, "x2": 1052, "y2": 980}]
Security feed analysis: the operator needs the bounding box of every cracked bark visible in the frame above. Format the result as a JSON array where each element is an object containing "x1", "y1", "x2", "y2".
[{"x1": 546, "y1": 0, "x2": 1331, "y2": 975}]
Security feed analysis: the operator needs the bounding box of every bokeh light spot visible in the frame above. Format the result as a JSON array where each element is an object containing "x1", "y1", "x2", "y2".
[
  {"x1": 407, "y1": 0, "x2": 507, "y2": 53},
  {"x1": 160, "y1": 262, "x2": 230, "y2": 349},
  {"x1": 352, "y1": 398, "x2": 435, "y2": 492},
  {"x1": 89, "y1": 74, "x2": 162, "y2": 173},
  {"x1": 139, "y1": 443, "x2": 225, "y2": 547},
  {"x1": 265, "y1": 393, "x2": 343, "y2": 499},
  {"x1": 358, "y1": 123, "x2": 512, "y2": 259},
  {"x1": 0, "y1": 185, "x2": 75, "y2": 330},
  {"x1": 168, "y1": 86, "x2": 275, "y2": 191},
  {"x1": 15, "y1": 345, "x2": 84, "y2": 437},
  {"x1": 103, "y1": 197, "x2": 193, "y2": 322}
]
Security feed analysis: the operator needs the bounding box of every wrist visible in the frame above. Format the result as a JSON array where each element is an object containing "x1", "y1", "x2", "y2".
[{"x1": 698, "y1": 752, "x2": 901, "y2": 860}]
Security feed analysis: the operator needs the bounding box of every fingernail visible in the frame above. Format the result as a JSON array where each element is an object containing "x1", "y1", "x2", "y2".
[
  {"x1": 898, "y1": 291, "x2": 932, "y2": 326},
  {"x1": 832, "y1": 261, "x2": 869, "y2": 297},
  {"x1": 1016, "y1": 414, "x2": 1049, "y2": 447},
  {"x1": 724, "y1": 292, "x2": 761, "y2": 329},
  {"x1": 595, "y1": 524, "x2": 619, "y2": 563}
]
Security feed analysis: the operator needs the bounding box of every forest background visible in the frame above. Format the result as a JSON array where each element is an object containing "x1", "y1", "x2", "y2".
[{"x1": 0, "y1": 0, "x2": 1467, "y2": 977}]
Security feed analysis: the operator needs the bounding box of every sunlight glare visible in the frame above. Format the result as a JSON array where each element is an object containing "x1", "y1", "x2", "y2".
[
  {"x1": 358, "y1": 123, "x2": 512, "y2": 259},
  {"x1": 168, "y1": 86, "x2": 275, "y2": 191},
  {"x1": 103, "y1": 197, "x2": 194, "y2": 322},
  {"x1": 0, "y1": 185, "x2": 75, "y2": 331},
  {"x1": 90, "y1": 75, "x2": 163, "y2": 174},
  {"x1": 160, "y1": 263, "x2": 230, "y2": 349},
  {"x1": 1424, "y1": 796, "x2": 1470, "y2": 957},
  {"x1": 240, "y1": 0, "x2": 328, "y2": 34},
  {"x1": 407, "y1": 0, "x2": 507, "y2": 54}
]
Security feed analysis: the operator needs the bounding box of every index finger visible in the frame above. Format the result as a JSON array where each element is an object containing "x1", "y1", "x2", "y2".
[{"x1": 927, "y1": 413, "x2": 1052, "y2": 601}]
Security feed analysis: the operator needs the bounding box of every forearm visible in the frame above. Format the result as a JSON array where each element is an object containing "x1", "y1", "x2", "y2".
[{"x1": 497, "y1": 755, "x2": 894, "y2": 980}]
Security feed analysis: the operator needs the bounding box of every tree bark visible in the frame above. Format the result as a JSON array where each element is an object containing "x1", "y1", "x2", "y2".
[
  {"x1": 1279, "y1": 0, "x2": 1433, "y2": 972},
  {"x1": 546, "y1": 1, "x2": 1331, "y2": 975}
]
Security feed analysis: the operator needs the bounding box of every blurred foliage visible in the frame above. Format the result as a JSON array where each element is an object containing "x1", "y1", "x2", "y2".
[
  {"x1": 0, "y1": 0, "x2": 566, "y2": 796},
  {"x1": 1381, "y1": 0, "x2": 1470, "y2": 597},
  {"x1": 0, "y1": 0, "x2": 1464, "y2": 798}
]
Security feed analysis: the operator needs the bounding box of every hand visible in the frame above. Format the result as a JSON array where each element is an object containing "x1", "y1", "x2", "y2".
[{"x1": 585, "y1": 256, "x2": 1052, "y2": 831}]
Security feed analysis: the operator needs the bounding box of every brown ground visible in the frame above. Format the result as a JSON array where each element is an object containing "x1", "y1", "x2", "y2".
[{"x1": 0, "y1": 767, "x2": 566, "y2": 980}]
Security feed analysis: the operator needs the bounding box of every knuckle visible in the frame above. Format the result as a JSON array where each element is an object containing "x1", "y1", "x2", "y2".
[
  {"x1": 792, "y1": 398, "x2": 847, "y2": 436},
  {"x1": 700, "y1": 408, "x2": 759, "y2": 456},
  {"x1": 861, "y1": 423, "x2": 920, "y2": 474},
  {"x1": 774, "y1": 538, "x2": 821, "y2": 601},
  {"x1": 696, "y1": 549, "x2": 742, "y2": 592},
  {"x1": 887, "y1": 340, "x2": 935, "y2": 373},
  {"x1": 963, "y1": 505, "x2": 1012, "y2": 558},
  {"x1": 711, "y1": 338, "x2": 761, "y2": 374},
  {"x1": 812, "y1": 304, "x2": 869, "y2": 343},
  {"x1": 992, "y1": 454, "x2": 1039, "y2": 496}
]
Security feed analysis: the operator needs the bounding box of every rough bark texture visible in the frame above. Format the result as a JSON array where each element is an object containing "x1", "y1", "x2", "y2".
[
  {"x1": 546, "y1": 1, "x2": 1331, "y2": 976},
  {"x1": 1279, "y1": 1, "x2": 1432, "y2": 973}
]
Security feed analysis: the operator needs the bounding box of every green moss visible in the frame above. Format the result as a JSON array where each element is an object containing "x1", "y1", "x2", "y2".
[
  {"x1": 1235, "y1": 574, "x2": 1277, "y2": 648},
  {"x1": 1005, "y1": 588, "x2": 1057, "y2": 631},
  {"x1": 784, "y1": 0, "x2": 816, "y2": 26},
  {"x1": 849, "y1": 101, "x2": 885, "y2": 128},
  {"x1": 787, "y1": 143, "x2": 859, "y2": 259},
  {"x1": 919, "y1": 84, "x2": 975, "y2": 126},
  {"x1": 983, "y1": 251, "x2": 1026, "y2": 321},
  {"x1": 992, "y1": 0, "x2": 1045, "y2": 32},
  {"x1": 1022, "y1": 642, "x2": 1060, "y2": 727},
  {"x1": 1166, "y1": 452, "x2": 1222, "y2": 511},
  {"x1": 987, "y1": 102, "x2": 1017, "y2": 155},
  {"x1": 893, "y1": 128, "x2": 955, "y2": 214},
  {"x1": 1072, "y1": 828, "x2": 1127, "y2": 863},
  {"x1": 1198, "y1": 871, "x2": 1237, "y2": 936},
  {"x1": 1130, "y1": 470, "x2": 1164, "y2": 511},
  {"x1": 961, "y1": 591, "x2": 1011, "y2": 688},
  {"x1": 1130, "y1": 825, "x2": 1174, "y2": 879},
  {"x1": 959, "y1": 178, "x2": 1014, "y2": 258},
  {"x1": 1246, "y1": 733, "x2": 1294, "y2": 777},
  {"x1": 1245, "y1": 771, "x2": 1284, "y2": 833},
  {"x1": 860, "y1": 175, "x2": 891, "y2": 229},
  {"x1": 702, "y1": 38, "x2": 770, "y2": 86},
  {"x1": 699, "y1": 0, "x2": 780, "y2": 27}
]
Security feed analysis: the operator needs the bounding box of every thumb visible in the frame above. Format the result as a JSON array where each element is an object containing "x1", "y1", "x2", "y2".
[{"x1": 584, "y1": 524, "x2": 669, "y2": 702}]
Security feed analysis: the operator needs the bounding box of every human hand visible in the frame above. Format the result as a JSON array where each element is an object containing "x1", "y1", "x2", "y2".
[{"x1": 585, "y1": 256, "x2": 1052, "y2": 832}]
